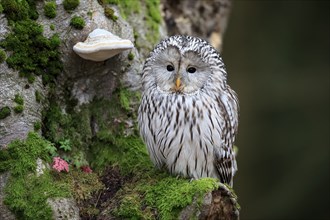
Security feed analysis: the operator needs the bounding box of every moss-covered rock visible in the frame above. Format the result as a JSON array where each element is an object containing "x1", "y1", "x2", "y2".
[
  {"x1": 0, "y1": 19, "x2": 62, "y2": 84},
  {"x1": 0, "y1": 133, "x2": 70, "y2": 219},
  {"x1": 0, "y1": 132, "x2": 105, "y2": 219}
]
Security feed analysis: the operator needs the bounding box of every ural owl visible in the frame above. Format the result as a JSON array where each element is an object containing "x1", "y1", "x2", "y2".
[{"x1": 138, "y1": 35, "x2": 239, "y2": 186}]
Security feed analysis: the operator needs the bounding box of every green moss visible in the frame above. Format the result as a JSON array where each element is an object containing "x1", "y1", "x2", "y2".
[
  {"x1": 1, "y1": 20, "x2": 63, "y2": 84},
  {"x1": 105, "y1": 0, "x2": 141, "y2": 20},
  {"x1": 70, "y1": 15, "x2": 85, "y2": 29},
  {"x1": 14, "y1": 94, "x2": 24, "y2": 105},
  {"x1": 87, "y1": 10, "x2": 92, "y2": 18},
  {"x1": 0, "y1": 132, "x2": 105, "y2": 219},
  {"x1": 27, "y1": 74, "x2": 36, "y2": 83},
  {"x1": 50, "y1": 24, "x2": 55, "y2": 30},
  {"x1": 1, "y1": 0, "x2": 39, "y2": 21},
  {"x1": 44, "y1": 1, "x2": 56, "y2": 19},
  {"x1": 13, "y1": 105, "x2": 23, "y2": 113},
  {"x1": 0, "y1": 132, "x2": 70, "y2": 219},
  {"x1": 114, "y1": 193, "x2": 153, "y2": 219},
  {"x1": 119, "y1": 88, "x2": 131, "y2": 111},
  {"x1": 63, "y1": 0, "x2": 79, "y2": 12},
  {"x1": 144, "y1": 177, "x2": 218, "y2": 219},
  {"x1": 113, "y1": 173, "x2": 220, "y2": 219},
  {"x1": 104, "y1": 0, "x2": 160, "y2": 45},
  {"x1": 64, "y1": 169, "x2": 104, "y2": 202},
  {"x1": 43, "y1": 100, "x2": 92, "y2": 148},
  {"x1": 1, "y1": 0, "x2": 29, "y2": 21},
  {"x1": 5, "y1": 173, "x2": 69, "y2": 220},
  {"x1": 13, "y1": 94, "x2": 24, "y2": 113},
  {"x1": 0, "y1": 106, "x2": 11, "y2": 119},
  {"x1": 145, "y1": 0, "x2": 161, "y2": 24},
  {"x1": 145, "y1": 0, "x2": 161, "y2": 44},
  {"x1": 128, "y1": 52, "x2": 134, "y2": 61},
  {"x1": 104, "y1": 6, "x2": 118, "y2": 21},
  {"x1": 0, "y1": 48, "x2": 6, "y2": 63},
  {"x1": 35, "y1": 90, "x2": 42, "y2": 103},
  {"x1": 0, "y1": 3, "x2": 3, "y2": 14},
  {"x1": 34, "y1": 121, "x2": 41, "y2": 131},
  {"x1": 91, "y1": 134, "x2": 152, "y2": 174}
]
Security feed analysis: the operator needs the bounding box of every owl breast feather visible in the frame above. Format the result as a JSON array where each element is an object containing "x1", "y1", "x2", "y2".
[{"x1": 138, "y1": 88, "x2": 237, "y2": 185}]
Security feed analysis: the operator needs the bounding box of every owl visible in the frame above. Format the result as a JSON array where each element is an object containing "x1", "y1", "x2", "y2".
[{"x1": 138, "y1": 35, "x2": 239, "y2": 186}]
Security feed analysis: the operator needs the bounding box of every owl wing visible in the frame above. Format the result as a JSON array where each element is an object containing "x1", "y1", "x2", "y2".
[
  {"x1": 214, "y1": 87, "x2": 239, "y2": 186},
  {"x1": 214, "y1": 151, "x2": 234, "y2": 186}
]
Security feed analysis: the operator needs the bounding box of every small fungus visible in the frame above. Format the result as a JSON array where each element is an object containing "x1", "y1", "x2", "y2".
[{"x1": 73, "y1": 29, "x2": 134, "y2": 61}]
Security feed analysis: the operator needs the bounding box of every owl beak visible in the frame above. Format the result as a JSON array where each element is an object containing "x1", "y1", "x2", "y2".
[{"x1": 174, "y1": 77, "x2": 182, "y2": 92}]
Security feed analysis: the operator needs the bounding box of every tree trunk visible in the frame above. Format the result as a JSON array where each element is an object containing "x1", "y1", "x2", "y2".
[{"x1": 0, "y1": 0, "x2": 239, "y2": 219}]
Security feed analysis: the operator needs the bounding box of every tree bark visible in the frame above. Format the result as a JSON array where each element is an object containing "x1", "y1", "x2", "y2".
[{"x1": 0, "y1": 1, "x2": 238, "y2": 219}]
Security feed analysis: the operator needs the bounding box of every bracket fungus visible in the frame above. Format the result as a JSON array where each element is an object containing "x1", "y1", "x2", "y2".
[{"x1": 73, "y1": 29, "x2": 134, "y2": 61}]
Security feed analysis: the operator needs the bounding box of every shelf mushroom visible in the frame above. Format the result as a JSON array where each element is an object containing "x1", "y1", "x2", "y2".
[{"x1": 73, "y1": 29, "x2": 134, "y2": 61}]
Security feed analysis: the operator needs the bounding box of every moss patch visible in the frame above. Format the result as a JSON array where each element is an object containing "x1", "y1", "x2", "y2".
[
  {"x1": 104, "y1": 0, "x2": 161, "y2": 47},
  {"x1": 35, "y1": 90, "x2": 42, "y2": 103},
  {"x1": 13, "y1": 105, "x2": 23, "y2": 113},
  {"x1": 0, "y1": 19, "x2": 62, "y2": 84},
  {"x1": 145, "y1": 0, "x2": 161, "y2": 44},
  {"x1": 44, "y1": 1, "x2": 57, "y2": 19},
  {"x1": 70, "y1": 15, "x2": 85, "y2": 29},
  {"x1": 0, "y1": 106, "x2": 11, "y2": 119},
  {"x1": 144, "y1": 177, "x2": 218, "y2": 219},
  {"x1": 63, "y1": 0, "x2": 79, "y2": 12},
  {"x1": 91, "y1": 134, "x2": 152, "y2": 175},
  {"x1": 105, "y1": 0, "x2": 141, "y2": 19},
  {"x1": 13, "y1": 93, "x2": 24, "y2": 113},
  {"x1": 1, "y1": 0, "x2": 32, "y2": 21},
  {"x1": 14, "y1": 93, "x2": 24, "y2": 105},
  {"x1": 128, "y1": 52, "x2": 134, "y2": 61},
  {"x1": 104, "y1": 6, "x2": 118, "y2": 21},
  {"x1": 112, "y1": 172, "x2": 220, "y2": 219},
  {"x1": 0, "y1": 132, "x2": 105, "y2": 219},
  {"x1": 0, "y1": 133, "x2": 70, "y2": 219},
  {"x1": 0, "y1": 48, "x2": 6, "y2": 63},
  {"x1": 34, "y1": 121, "x2": 41, "y2": 131}
]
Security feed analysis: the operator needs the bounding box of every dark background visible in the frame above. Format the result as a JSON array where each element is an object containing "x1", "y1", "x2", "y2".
[{"x1": 222, "y1": 1, "x2": 330, "y2": 220}]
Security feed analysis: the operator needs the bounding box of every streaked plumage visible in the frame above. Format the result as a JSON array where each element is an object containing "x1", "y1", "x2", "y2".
[{"x1": 138, "y1": 35, "x2": 239, "y2": 186}]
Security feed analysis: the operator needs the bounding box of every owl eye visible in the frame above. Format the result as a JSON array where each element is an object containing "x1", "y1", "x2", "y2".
[
  {"x1": 187, "y1": 67, "x2": 196, "y2": 73},
  {"x1": 167, "y1": 65, "x2": 175, "y2": 72}
]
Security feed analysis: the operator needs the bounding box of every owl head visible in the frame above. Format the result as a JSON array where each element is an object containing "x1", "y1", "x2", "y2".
[{"x1": 142, "y1": 35, "x2": 228, "y2": 94}]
